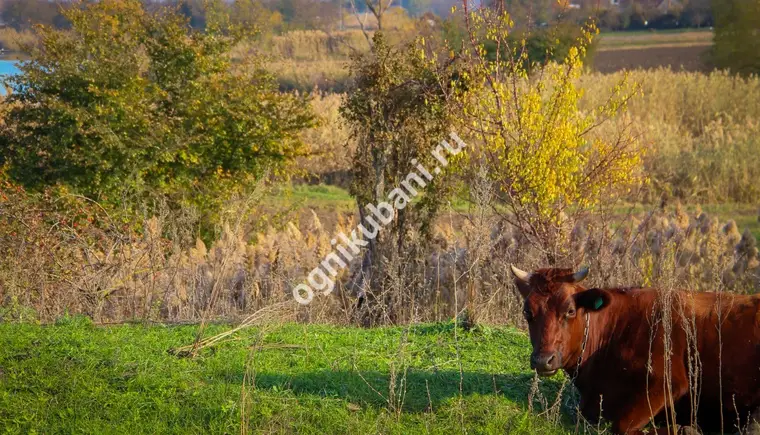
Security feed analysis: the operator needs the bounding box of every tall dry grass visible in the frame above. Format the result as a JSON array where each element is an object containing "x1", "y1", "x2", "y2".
[
  {"x1": 263, "y1": 30, "x2": 367, "y2": 61},
  {"x1": 0, "y1": 28, "x2": 36, "y2": 54},
  {"x1": 247, "y1": 16, "x2": 434, "y2": 92},
  {"x1": 270, "y1": 60, "x2": 352, "y2": 92},
  {"x1": 297, "y1": 92, "x2": 353, "y2": 184},
  {"x1": 597, "y1": 30, "x2": 713, "y2": 50},
  {"x1": 0, "y1": 180, "x2": 352, "y2": 323},
  {"x1": 244, "y1": 10, "x2": 421, "y2": 63},
  {"x1": 1, "y1": 169, "x2": 757, "y2": 326},
  {"x1": 580, "y1": 69, "x2": 760, "y2": 203}
]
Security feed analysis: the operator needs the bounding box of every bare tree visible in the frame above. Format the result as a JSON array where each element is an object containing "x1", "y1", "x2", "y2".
[{"x1": 348, "y1": 0, "x2": 394, "y2": 45}]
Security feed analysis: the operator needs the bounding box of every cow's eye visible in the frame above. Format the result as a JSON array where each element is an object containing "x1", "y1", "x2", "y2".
[{"x1": 566, "y1": 308, "x2": 576, "y2": 318}]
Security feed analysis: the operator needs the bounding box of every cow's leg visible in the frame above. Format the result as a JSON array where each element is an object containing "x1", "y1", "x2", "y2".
[
  {"x1": 578, "y1": 394, "x2": 602, "y2": 425},
  {"x1": 610, "y1": 380, "x2": 689, "y2": 435}
]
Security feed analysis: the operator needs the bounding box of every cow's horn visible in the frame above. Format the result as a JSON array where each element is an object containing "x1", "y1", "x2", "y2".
[
  {"x1": 572, "y1": 266, "x2": 589, "y2": 283},
  {"x1": 510, "y1": 264, "x2": 531, "y2": 282}
]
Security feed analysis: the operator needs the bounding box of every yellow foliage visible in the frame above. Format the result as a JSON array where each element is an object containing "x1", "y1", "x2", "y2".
[{"x1": 458, "y1": 13, "x2": 642, "y2": 227}]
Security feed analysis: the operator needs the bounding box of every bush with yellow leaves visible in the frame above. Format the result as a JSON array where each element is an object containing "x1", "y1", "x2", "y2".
[{"x1": 449, "y1": 10, "x2": 643, "y2": 264}]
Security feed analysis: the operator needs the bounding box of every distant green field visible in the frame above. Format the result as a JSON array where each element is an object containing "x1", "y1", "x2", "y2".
[
  {"x1": 0, "y1": 318, "x2": 571, "y2": 434},
  {"x1": 597, "y1": 29, "x2": 712, "y2": 50}
]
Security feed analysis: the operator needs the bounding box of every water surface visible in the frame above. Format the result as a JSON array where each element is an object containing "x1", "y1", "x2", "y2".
[{"x1": 0, "y1": 60, "x2": 22, "y2": 95}]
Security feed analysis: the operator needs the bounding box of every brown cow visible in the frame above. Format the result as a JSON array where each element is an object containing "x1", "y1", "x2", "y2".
[{"x1": 510, "y1": 265, "x2": 760, "y2": 435}]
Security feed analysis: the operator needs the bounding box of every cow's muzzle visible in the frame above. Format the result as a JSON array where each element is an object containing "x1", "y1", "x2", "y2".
[{"x1": 531, "y1": 351, "x2": 561, "y2": 376}]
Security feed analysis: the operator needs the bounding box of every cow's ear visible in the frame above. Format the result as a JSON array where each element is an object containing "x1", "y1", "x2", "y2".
[{"x1": 574, "y1": 288, "x2": 611, "y2": 312}]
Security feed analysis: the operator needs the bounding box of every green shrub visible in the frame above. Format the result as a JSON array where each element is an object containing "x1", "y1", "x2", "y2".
[
  {"x1": 711, "y1": 0, "x2": 760, "y2": 75},
  {"x1": 0, "y1": 0, "x2": 316, "y2": 232},
  {"x1": 482, "y1": 23, "x2": 598, "y2": 70}
]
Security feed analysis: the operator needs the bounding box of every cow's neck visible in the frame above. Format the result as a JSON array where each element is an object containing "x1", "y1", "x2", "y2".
[{"x1": 563, "y1": 306, "x2": 625, "y2": 379}]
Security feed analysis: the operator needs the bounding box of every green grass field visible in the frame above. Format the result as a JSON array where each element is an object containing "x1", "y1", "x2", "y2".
[
  {"x1": 597, "y1": 29, "x2": 713, "y2": 50},
  {"x1": 0, "y1": 318, "x2": 573, "y2": 434}
]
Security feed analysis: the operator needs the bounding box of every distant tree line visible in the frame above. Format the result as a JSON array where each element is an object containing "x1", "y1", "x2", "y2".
[
  {"x1": 489, "y1": 0, "x2": 713, "y2": 31},
  {"x1": 0, "y1": 0, "x2": 450, "y2": 34},
  {"x1": 0, "y1": 0, "x2": 716, "y2": 34},
  {"x1": 0, "y1": 0, "x2": 70, "y2": 30}
]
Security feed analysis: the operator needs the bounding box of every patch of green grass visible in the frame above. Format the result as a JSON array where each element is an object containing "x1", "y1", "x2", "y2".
[
  {"x1": 0, "y1": 317, "x2": 572, "y2": 434},
  {"x1": 289, "y1": 184, "x2": 353, "y2": 204},
  {"x1": 597, "y1": 29, "x2": 712, "y2": 49},
  {"x1": 599, "y1": 28, "x2": 712, "y2": 36},
  {"x1": 265, "y1": 183, "x2": 475, "y2": 215},
  {"x1": 264, "y1": 183, "x2": 355, "y2": 210}
]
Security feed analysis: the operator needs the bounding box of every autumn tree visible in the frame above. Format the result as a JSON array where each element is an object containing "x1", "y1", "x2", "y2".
[{"x1": 340, "y1": 33, "x2": 461, "y2": 325}]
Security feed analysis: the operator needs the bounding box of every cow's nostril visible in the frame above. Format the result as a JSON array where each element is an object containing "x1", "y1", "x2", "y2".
[{"x1": 531, "y1": 353, "x2": 557, "y2": 371}]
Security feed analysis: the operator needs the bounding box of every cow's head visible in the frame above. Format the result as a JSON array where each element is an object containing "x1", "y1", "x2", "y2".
[{"x1": 510, "y1": 265, "x2": 611, "y2": 376}]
